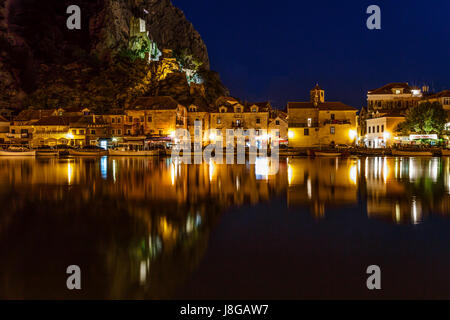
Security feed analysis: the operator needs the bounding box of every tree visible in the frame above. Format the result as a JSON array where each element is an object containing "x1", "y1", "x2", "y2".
[{"x1": 400, "y1": 101, "x2": 447, "y2": 135}]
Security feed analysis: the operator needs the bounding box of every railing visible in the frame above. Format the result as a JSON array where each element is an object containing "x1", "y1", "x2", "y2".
[
  {"x1": 288, "y1": 122, "x2": 319, "y2": 128},
  {"x1": 323, "y1": 119, "x2": 351, "y2": 125}
]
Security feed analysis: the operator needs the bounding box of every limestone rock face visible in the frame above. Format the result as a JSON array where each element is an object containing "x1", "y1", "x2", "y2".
[{"x1": 0, "y1": 0, "x2": 223, "y2": 109}]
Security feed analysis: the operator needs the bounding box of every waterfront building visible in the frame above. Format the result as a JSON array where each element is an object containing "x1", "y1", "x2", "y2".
[
  {"x1": 102, "y1": 109, "x2": 126, "y2": 145},
  {"x1": 209, "y1": 97, "x2": 271, "y2": 146},
  {"x1": 364, "y1": 113, "x2": 405, "y2": 148},
  {"x1": 421, "y1": 90, "x2": 450, "y2": 132},
  {"x1": 0, "y1": 115, "x2": 10, "y2": 144},
  {"x1": 287, "y1": 85, "x2": 358, "y2": 148},
  {"x1": 186, "y1": 98, "x2": 211, "y2": 146},
  {"x1": 269, "y1": 110, "x2": 288, "y2": 144},
  {"x1": 126, "y1": 96, "x2": 187, "y2": 139},
  {"x1": 359, "y1": 82, "x2": 424, "y2": 138}
]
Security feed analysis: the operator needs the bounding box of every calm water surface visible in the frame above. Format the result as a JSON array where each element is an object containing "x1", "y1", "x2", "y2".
[{"x1": 0, "y1": 156, "x2": 449, "y2": 299}]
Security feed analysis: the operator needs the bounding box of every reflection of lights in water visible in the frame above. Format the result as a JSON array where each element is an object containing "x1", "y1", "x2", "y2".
[
  {"x1": 255, "y1": 157, "x2": 269, "y2": 180},
  {"x1": 383, "y1": 157, "x2": 389, "y2": 183},
  {"x1": 349, "y1": 163, "x2": 357, "y2": 185},
  {"x1": 429, "y1": 158, "x2": 439, "y2": 183},
  {"x1": 186, "y1": 216, "x2": 194, "y2": 233},
  {"x1": 374, "y1": 158, "x2": 378, "y2": 179},
  {"x1": 394, "y1": 159, "x2": 398, "y2": 179},
  {"x1": 395, "y1": 202, "x2": 401, "y2": 223},
  {"x1": 307, "y1": 177, "x2": 312, "y2": 199},
  {"x1": 409, "y1": 158, "x2": 415, "y2": 181},
  {"x1": 209, "y1": 159, "x2": 215, "y2": 182},
  {"x1": 112, "y1": 160, "x2": 116, "y2": 183},
  {"x1": 236, "y1": 176, "x2": 240, "y2": 190},
  {"x1": 365, "y1": 158, "x2": 368, "y2": 179},
  {"x1": 67, "y1": 162, "x2": 73, "y2": 185},
  {"x1": 288, "y1": 164, "x2": 293, "y2": 185},
  {"x1": 411, "y1": 197, "x2": 422, "y2": 224},
  {"x1": 195, "y1": 214, "x2": 202, "y2": 227},
  {"x1": 139, "y1": 261, "x2": 147, "y2": 285},
  {"x1": 446, "y1": 159, "x2": 450, "y2": 194},
  {"x1": 171, "y1": 162, "x2": 175, "y2": 185},
  {"x1": 100, "y1": 156, "x2": 107, "y2": 180}
]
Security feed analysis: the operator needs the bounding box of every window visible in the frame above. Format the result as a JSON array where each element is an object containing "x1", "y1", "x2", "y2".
[
  {"x1": 140, "y1": 117, "x2": 144, "y2": 122},
  {"x1": 11, "y1": 129, "x2": 15, "y2": 134},
  {"x1": 147, "y1": 116, "x2": 152, "y2": 122},
  {"x1": 111, "y1": 129, "x2": 115, "y2": 135},
  {"x1": 330, "y1": 126, "x2": 335, "y2": 135},
  {"x1": 236, "y1": 107, "x2": 241, "y2": 113},
  {"x1": 256, "y1": 118, "x2": 260, "y2": 124},
  {"x1": 217, "y1": 117, "x2": 221, "y2": 124},
  {"x1": 444, "y1": 98, "x2": 450, "y2": 105},
  {"x1": 377, "y1": 125, "x2": 379, "y2": 133},
  {"x1": 368, "y1": 127, "x2": 371, "y2": 133},
  {"x1": 118, "y1": 130, "x2": 122, "y2": 135},
  {"x1": 373, "y1": 126, "x2": 375, "y2": 133},
  {"x1": 236, "y1": 119, "x2": 241, "y2": 126},
  {"x1": 275, "y1": 120, "x2": 280, "y2": 125},
  {"x1": 307, "y1": 118, "x2": 312, "y2": 127},
  {"x1": 252, "y1": 108, "x2": 257, "y2": 112},
  {"x1": 381, "y1": 125, "x2": 384, "y2": 132},
  {"x1": 72, "y1": 130, "x2": 76, "y2": 134},
  {"x1": 118, "y1": 118, "x2": 122, "y2": 123},
  {"x1": 79, "y1": 130, "x2": 85, "y2": 135},
  {"x1": 91, "y1": 130, "x2": 96, "y2": 135},
  {"x1": 331, "y1": 114, "x2": 335, "y2": 120},
  {"x1": 304, "y1": 128, "x2": 309, "y2": 136},
  {"x1": 127, "y1": 130, "x2": 131, "y2": 135},
  {"x1": 159, "y1": 130, "x2": 163, "y2": 135},
  {"x1": 111, "y1": 118, "x2": 115, "y2": 123},
  {"x1": 217, "y1": 129, "x2": 221, "y2": 135},
  {"x1": 128, "y1": 117, "x2": 133, "y2": 122}
]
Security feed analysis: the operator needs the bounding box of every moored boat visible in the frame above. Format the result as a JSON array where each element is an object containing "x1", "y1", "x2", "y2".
[
  {"x1": 392, "y1": 149, "x2": 433, "y2": 156},
  {"x1": 69, "y1": 146, "x2": 108, "y2": 156},
  {"x1": 314, "y1": 151, "x2": 342, "y2": 157},
  {"x1": 0, "y1": 146, "x2": 36, "y2": 156},
  {"x1": 35, "y1": 147, "x2": 59, "y2": 157},
  {"x1": 109, "y1": 149, "x2": 159, "y2": 156}
]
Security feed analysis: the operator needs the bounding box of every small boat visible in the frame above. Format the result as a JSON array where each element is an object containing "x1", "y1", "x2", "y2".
[
  {"x1": 35, "y1": 147, "x2": 59, "y2": 157},
  {"x1": 69, "y1": 146, "x2": 108, "y2": 156},
  {"x1": 392, "y1": 149, "x2": 433, "y2": 156},
  {"x1": 0, "y1": 146, "x2": 36, "y2": 156},
  {"x1": 442, "y1": 149, "x2": 450, "y2": 156},
  {"x1": 109, "y1": 142, "x2": 160, "y2": 156},
  {"x1": 314, "y1": 151, "x2": 342, "y2": 157},
  {"x1": 109, "y1": 149, "x2": 159, "y2": 156}
]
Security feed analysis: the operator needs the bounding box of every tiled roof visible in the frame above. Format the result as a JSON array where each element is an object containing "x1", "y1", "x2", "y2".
[
  {"x1": 367, "y1": 82, "x2": 415, "y2": 94},
  {"x1": 288, "y1": 101, "x2": 356, "y2": 111},
  {"x1": 15, "y1": 109, "x2": 56, "y2": 121},
  {"x1": 33, "y1": 116, "x2": 83, "y2": 126},
  {"x1": 130, "y1": 96, "x2": 180, "y2": 110},
  {"x1": 425, "y1": 90, "x2": 450, "y2": 99}
]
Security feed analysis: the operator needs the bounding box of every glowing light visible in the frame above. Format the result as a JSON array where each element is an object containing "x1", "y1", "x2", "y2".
[
  {"x1": 66, "y1": 133, "x2": 74, "y2": 140},
  {"x1": 288, "y1": 164, "x2": 293, "y2": 185},
  {"x1": 348, "y1": 129, "x2": 357, "y2": 141},
  {"x1": 67, "y1": 162, "x2": 73, "y2": 185},
  {"x1": 209, "y1": 132, "x2": 216, "y2": 141},
  {"x1": 349, "y1": 164, "x2": 357, "y2": 184},
  {"x1": 383, "y1": 131, "x2": 391, "y2": 140},
  {"x1": 169, "y1": 131, "x2": 176, "y2": 138},
  {"x1": 209, "y1": 159, "x2": 215, "y2": 182},
  {"x1": 255, "y1": 157, "x2": 269, "y2": 180},
  {"x1": 288, "y1": 130, "x2": 294, "y2": 139},
  {"x1": 112, "y1": 137, "x2": 118, "y2": 142}
]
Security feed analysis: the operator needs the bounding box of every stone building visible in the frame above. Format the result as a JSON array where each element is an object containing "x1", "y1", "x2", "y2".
[
  {"x1": 287, "y1": 85, "x2": 358, "y2": 148},
  {"x1": 359, "y1": 82, "x2": 424, "y2": 137},
  {"x1": 209, "y1": 97, "x2": 272, "y2": 146},
  {"x1": 269, "y1": 110, "x2": 288, "y2": 144},
  {"x1": 365, "y1": 113, "x2": 405, "y2": 148},
  {"x1": 126, "y1": 96, "x2": 187, "y2": 138},
  {"x1": 186, "y1": 98, "x2": 211, "y2": 146}
]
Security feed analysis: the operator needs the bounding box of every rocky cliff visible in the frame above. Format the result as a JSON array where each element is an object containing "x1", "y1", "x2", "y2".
[{"x1": 0, "y1": 0, "x2": 228, "y2": 110}]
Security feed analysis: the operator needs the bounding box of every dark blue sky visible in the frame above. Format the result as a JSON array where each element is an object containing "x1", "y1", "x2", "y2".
[{"x1": 172, "y1": 0, "x2": 450, "y2": 109}]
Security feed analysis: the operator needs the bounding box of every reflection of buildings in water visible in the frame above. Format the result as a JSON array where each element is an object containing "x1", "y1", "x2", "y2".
[
  {"x1": 364, "y1": 157, "x2": 450, "y2": 224},
  {"x1": 0, "y1": 156, "x2": 287, "y2": 298},
  {"x1": 287, "y1": 157, "x2": 359, "y2": 218}
]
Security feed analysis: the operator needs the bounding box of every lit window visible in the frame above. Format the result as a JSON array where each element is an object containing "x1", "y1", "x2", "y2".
[
  {"x1": 148, "y1": 116, "x2": 152, "y2": 122},
  {"x1": 217, "y1": 117, "x2": 221, "y2": 124},
  {"x1": 331, "y1": 114, "x2": 335, "y2": 120},
  {"x1": 307, "y1": 118, "x2": 312, "y2": 127},
  {"x1": 330, "y1": 127, "x2": 335, "y2": 135},
  {"x1": 304, "y1": 128, "x2": 309, "y2": 136},
  {"x1": 256, "y1": 118, "x2": 260, "y2": 124},
  {"x1": 275, "y1": 120, "x2": 280, "y2": 125}
]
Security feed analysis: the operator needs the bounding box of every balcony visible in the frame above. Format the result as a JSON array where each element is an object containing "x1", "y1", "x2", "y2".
[
  {"x1": 323, "y1": 119, "x2": 351, "y2": 125},
  {"x1": 232, "y1": 122, "x2": 245, "y2": 128},
  {"x1": 288, "y1": 122, "x2": 319, "y2": 128}
]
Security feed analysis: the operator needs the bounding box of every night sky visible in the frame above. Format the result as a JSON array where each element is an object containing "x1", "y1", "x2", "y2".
[{"x1": 172, "y1": 0, "x2": 450, "y2": 109}]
